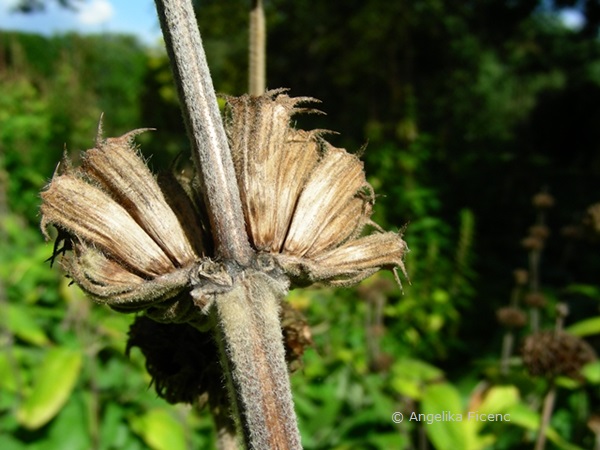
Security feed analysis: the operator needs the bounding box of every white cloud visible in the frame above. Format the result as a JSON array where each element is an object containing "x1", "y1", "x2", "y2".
[{"x1": 77, "y1": 0, "x2": 114, "y2": 26}]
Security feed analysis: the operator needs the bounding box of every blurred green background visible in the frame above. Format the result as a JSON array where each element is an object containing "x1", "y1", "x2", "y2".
[{"x1": 2, "y1": 0, "x2": 600, "y2": 449}]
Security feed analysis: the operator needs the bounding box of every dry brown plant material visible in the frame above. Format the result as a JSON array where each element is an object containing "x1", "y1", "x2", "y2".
[
  {"x1": 41, "y1": 92, "x2": 407, "y2": 319},
  {"x1": 40, "y1": 91, "x2": 408, "y2": 449}
]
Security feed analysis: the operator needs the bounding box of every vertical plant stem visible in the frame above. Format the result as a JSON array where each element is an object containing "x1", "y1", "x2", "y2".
[
  {"x1": 535, "y1": 380, "x2": 556, "y2": 450},
  {"x1": 215, "y1": 271, "x2": 302, "y2": 449},
  {"x1": 153, "y1": 2, "x2": 301, "y2": 447},
  {"x1": 500, "y1": 331, "x2": 514, "y2": 375},
  {"x1": 528, "y1": 249, "x2": 541, "y2": 332},
  {"x1": 249, "y1": 0, "x2": 266, "y2": 95},
  {"x1": 154, "y1": 0, "x2": 252, "y2": 263}
]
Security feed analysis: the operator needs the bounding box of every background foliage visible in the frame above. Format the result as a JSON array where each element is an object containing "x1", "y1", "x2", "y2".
[{"x1": 1, "y1": 1, "x2": 600, "y2": 449}]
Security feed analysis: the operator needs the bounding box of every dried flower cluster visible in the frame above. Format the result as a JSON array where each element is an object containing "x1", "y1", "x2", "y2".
[
  {"x1": 522, "y1": 330, "x2": 596, "y2": 380},
  {"x1": 40, "y1": 90, "x2": 407, "y2": 323}
]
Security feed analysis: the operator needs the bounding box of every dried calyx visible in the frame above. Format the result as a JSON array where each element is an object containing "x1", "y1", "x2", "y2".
[{"x1": 41, "y1": 90, "x2": 407, "y2": 325}]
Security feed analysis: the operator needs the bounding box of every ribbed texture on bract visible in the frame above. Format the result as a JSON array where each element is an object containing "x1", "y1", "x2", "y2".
[{"x1": 226, "y1": 90, "x2": 408, "y2": 287}]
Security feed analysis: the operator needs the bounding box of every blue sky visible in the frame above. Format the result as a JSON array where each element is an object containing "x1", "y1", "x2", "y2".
[
  {"x1": 0, "y1": 0, "x2": 161, "y2": 45},
  {"x1": 0, "y1": 0, "x2": 587, "y2": 46}
]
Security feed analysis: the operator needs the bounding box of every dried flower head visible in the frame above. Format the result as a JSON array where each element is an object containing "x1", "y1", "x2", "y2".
[
  {"x1": 521, "y1": 236, "x2": 544, "y2": 251},
  {"x1": 583, "y1": 203, "x2": 600, "y2": 238},
  {"x1": 496, "y1": 307, "x2": 527, "y2": 328},
  {"x1": 529, "y1": 224, "x2": 550, "y2": 240},
  {"x1": 561, "y1": 225, "x2": 583, "y2": 240},
  {"x1": 532, "y1": 192, "x2": 555, "y2": 209},
  {"x1": 40, "y1": 127, "x2": 207, "y2": 323},
  {"x1": 40, "y1": 91, "x2": 408, "y2": 324},
  {"x1": 513, "y1": 268, "x2": 529, "y2": 286},
  {"x1": 524, "y1": 292, "x2": 547, "y2": 309},
  {"x1": 225, "y1": 90, "x2": 408, "y2": 288},
  {"x1": 522, "y1": 330, "x2": 596, "y2": 380}
]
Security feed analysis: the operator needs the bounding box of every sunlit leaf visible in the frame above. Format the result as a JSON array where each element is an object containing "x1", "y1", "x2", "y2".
[
  {"x1": 129, "y1": 408, "x2": 187, "y2": 450},
  {"x1": 421, "y1": 383, "x2": 470, "y2": 450},
  {"x1": 581, "y1": 360, "x2": 600, "y2": 384},
  {"x1": 566, "y1": 316, "x2": 600, "y2": 337},
  {"x1": 16, "y1": 347, "x2": 82, "y2": 429},
  {"x1": 5, "y1": 304, "x2": 50, "y2": 346}
]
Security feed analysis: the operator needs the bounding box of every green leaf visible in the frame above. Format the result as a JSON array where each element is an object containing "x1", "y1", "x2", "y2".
[
  {"x1": 391, "y1": 358, "x2": 444, "y2": 399},
  {"x1": 507, "y1": 403, "x2": 585, "y2": 450},
  {"x1": 420, "y1": 383, "x2": 470, "y2": 450},
  {"x1": 5, "y1": 304, "x2": 50, "y2": 346},
  {"x1": 581, "y1": 360, "x2": 600, "y2": 384},
  {"x1": 129, "y1": 408, "x2": 187, "y2": 450},
  {"x1": 477, "y1": 385, "x2": 519, "y2": 416},
  {"x1": 566, "y1": 316, "x2": 600, "y2": 337},
  {"x1": 564, "y1": 284, "x2": 600, "y2": 299},
  {"x1": 16, "y1": 347, "x2": 83, "y2": 429},
  {"x1": 0, "y1": 352, "x2": 19, "y2": 392}
]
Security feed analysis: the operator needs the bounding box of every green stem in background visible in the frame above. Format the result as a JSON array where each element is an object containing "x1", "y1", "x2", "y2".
[
  {"x1": 534, "y1": 304, "x2": 567, "y2": 450},
  {"x1": 500, "y1": 284, "x2": 522, "y2": 375},
  {"x1": 249, "y1": 0, "x2": 266, "y2": 95},
  {"x1": 154, "y1": 0, "x2": 252, "y2": 264}
]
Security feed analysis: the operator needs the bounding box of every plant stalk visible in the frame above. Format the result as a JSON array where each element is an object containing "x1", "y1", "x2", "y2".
[
  {"x1": 215, "y1": 271, "x2": 302, "y2": 449},
  {"x1": 154, "y1": 0, "x2": 252, "y2": 264},
  {"x1": 153, "y1": 2, "x2": 302, "y2": 448},
  {"x1": 249, "y1": 0, "x2": 266, "y2": 95},
  {"x1": 535, "y1": 380, "x2": 556, "y2": 450}
]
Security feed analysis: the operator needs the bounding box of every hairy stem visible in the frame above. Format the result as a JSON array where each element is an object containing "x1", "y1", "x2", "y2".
[
  {"x1": 154, "y1": 0, "x2": 252, "y2": 264},
  {"x1": 215, "y1": 271, "x2": 302, "y2": 449},
  {"x1": 249, "y1": 0, "x2": 266, "y2": 95}
]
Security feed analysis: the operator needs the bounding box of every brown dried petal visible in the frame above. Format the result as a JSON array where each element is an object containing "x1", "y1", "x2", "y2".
[
  {"x1": 278, "y1": 231, "x2": 407, "y2": 287},
  {"x1": 304, "y1": 193, "x2": 371, "y2": 257},
  {"x1": 227, "y1": 92, "x2": 319, "y2": 252},
  {"x1": 271, "y1": 129, "x2": 320, "y2": 252},
  {"x1": 284, "y1": 146, "x2": 367, "y2": 257},
  {"x1": 41, "y1": 174, "x2": 173, "y2": 277},
  {"x1": 83, "y1": 130, "x2": 198, "y2": 266},
  {"x1": 63, "y1": 246, "x2": 190, "y2": 311}
]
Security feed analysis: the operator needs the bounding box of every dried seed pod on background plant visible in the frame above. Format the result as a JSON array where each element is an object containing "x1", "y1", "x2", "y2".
[
  {"x1": 522, "y1": 330, "x2": 596, "y2": 381},
  {"x1": 496, "y1": 307, "x2": 527, "y2": 329}
]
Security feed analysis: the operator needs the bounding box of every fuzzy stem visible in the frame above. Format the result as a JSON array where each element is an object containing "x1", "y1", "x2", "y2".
[
  {"x1": 215, "y1": 271, "x2": 302, "y2": 449},
  {"x1": 154, "y1": 0, "x2": 252, "y2": 264},
  {"x1": 249, "y1": 0, "x2": 266, "y2": 95}
]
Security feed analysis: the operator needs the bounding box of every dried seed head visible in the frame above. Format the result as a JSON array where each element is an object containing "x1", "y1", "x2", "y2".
[
  {"x1": 225, "y1": 90, "x2": 408, "y2": 288},
  {"x1": 496, "y1": 307, "x2": 527, "y2": 328},
  {"x1": 561, "y1": 225, "x2": 583, "y2": 240},
  {"x1": 522, "y1": 330, "x2": 596, "y2": 380},
  {"x1": 583, "y1": 203, "x2": 600, "y2": 238},
  {"x1": 41, "y1": 91, "x2": 409, "y2": 322},
  {"x1": 521, "y1": 236, "x2": 544, "y2": 251},
  {"x1": 524, "y1": 292, "x2": 547, "y2": 308},
  {"x1": 40, "y1": 125, "x2": 207, "y2": 321},
  {"x1": 529, "y1": 224, "x2": 550, "y2": 240},
  {"x1": 513, "y1": 268, "x2": 529, "y2": 286},
  {"x1": 532, "y1": 192, "x2": 555, "y2": 209}
]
